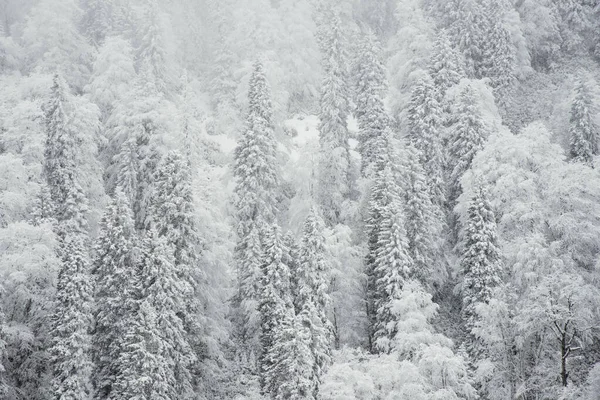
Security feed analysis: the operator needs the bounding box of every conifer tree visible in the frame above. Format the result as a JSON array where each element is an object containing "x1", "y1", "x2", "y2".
[
  {"x1": 137, "y1": 0, "x2": 172, "y2": 93},
  {"x1": 146, "y1": 150, "x2": 206, "y2": 390},
  {"x1": 49, "y1": 233, "x2": 94, "y2": 400},
  {"x1": 258, "y1": 225, "x2": 293, "y2": 395},
  {"x1": 81, "y1": 0, "x2": 115, "y2": 46},
  {"x1": 402, "y1": 148, "x2": 441, "y2": 287},
  {"x1": 481, "y1": 4, "x2": 516, "y2": 94},
  {"x1": 569, "y1": 79, "x2": 599, "y2": 163},
  {"x1": 407, "y1": 76, "x2": 446, "y2": 210},
  {"x1": 354, "y1": 30, "x2": 389, "y2": 177},
  {"x1": 296, "y1": 207, "x2": 332, "y2": 396},
  {"x1": 269, "y1": 310, "x2": 316, "y2": 400},
  {"x1": 43, "y1": 75, "x2": 89, "y2": 234},
  {"x1": 92, "y1": 191, "x2": 138, "y2": 399},
  {"x1": 113, "y1": 120, "x2": 162, "y2": 231},
  {"x1": 317, "y1": 11, "x2": 353, "y2": 225},
  {"x1": 233, "y1": 60, "x2": 279, "y2": 360},
  {"x1": 371, "y1": 168, "x2": 413, "y2": 354},
  {"x1": 429, "y1": 29, "x2": 465, "y2": 101},
  {"x1": 137, "y1": 230, "x2": 196, "y2": 398},
  {"x1": 460, "y1": 186, "x2": 502, "y2": 355},
  {"x1": 448, "y1": 85, "x2": 487, "y2": 204},
  {"x1": 109, "y1": 300, "x2": 169, "y2": 400}
]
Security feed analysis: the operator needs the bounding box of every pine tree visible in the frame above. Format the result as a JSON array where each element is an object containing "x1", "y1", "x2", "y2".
[
  {"x1": 367, "y1": 167, "x2": 414, "y2": 353},
  {"x1": 137, "y1": 0, "x2": 172, "y2": 93},
  {"x1": 354, "y1": 30, "x2": 390, "y2": 177},
  {"x1": 364, "y1": 137, "x2": 399, "y2": 350},
  {"x1": 113, "y1": 120, "x2": 162, "y2": 231},
  {"x1": 233, "y1": 60, "x2": 280, "y2": 359},
  {"x1": 569, "y1": 79, "x2": 599, "y2": 163},
  {"x1": 109, "y1": 300, "x2": 170, "y2": 400},
  {"x1": 460, "y1": 186, "x2": 502, "y2": 355},
  {"x1": 402, "y1": 147, "x2": 441, "y2": 287},
  {"x1": 92, "y1": 191, "x2": 138, "y2": 399},
  {"x1": 407, "y1": 76, "x2": 446, "y2": 210},
  {"x1": 270, "y1": 310, "x2": 316, "y2": 400},
  {"x1": 146, "y1": 151, "x2": 206, "y2": 390},
  {"x1": 258, "y1": 225, "x2": 293, "y2": 395},
  {"x1": 81, "y1": 0, "x2": 115, "y2": 46},
  {"x1": 137, "y1": 230, "x2": 196, "y2": 398},
  {"x1": 448, "y1": 0, "x2": 488, "y2": 78},
  {"x1": 448, "y1": 85, "x2": 487, "y2": 204},
  {"x1": 428, "y1": 29, "x2": 465, "y2": 101},
  {"x1": 296, "y1": 207, "x2": 332, "y2": 396},
  {"x1": 317, "y1": 11, "x2": 353, "y2": 225},
  {"x1": 49, "y1": 233, "x2": 94, "y2": 400},
  {"x1": 43, "y1": 75, "x2": 89, "y2": 235}
]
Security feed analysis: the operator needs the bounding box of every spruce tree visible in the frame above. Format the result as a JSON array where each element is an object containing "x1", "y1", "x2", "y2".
[
  {"x1": 448, "y1": 85, "x2": 487, "y2": 204},
  {"x1": 92, "y1": 190, "x2": 138, "y2": 399},
  {"x1": 43, "y1": 74, "x2": 89, "y2": 235},
  {"x1": 233, "y1": 59, "x2": 279, "y2": 360},
  {"x1": 146, "y1": 151, "x2": 205, "y2": 385},
  {"x1": 269, "y1": 310, "x2": 316, "y2": 400},
  {"x1": 364, "y1": 134, "x2": 399, "y2": 350},
  {"x1": 137, "y1": 0, "x2": 172, "y2": 93},
  {"x1": 317, "y1": 11, "x2": 353, "y2": 225},
  {"x1": 45, "y1": 75, "x2": 95, "y2": 400},
  {"x1": 81, "y1": 0, "x2": 115, "y2": 46},
  {"x1": 258, "y1": 225, "x2": 293, "y2": 395},
  {"x1": 296, "y1": 207, "x2": 332, "y2": 396},
  {"x1": 407, "y1": 76, "x2": 446, "y2": 210},
  {"x1": 402, "y1": 147, "x2": 441, "y2": 287},
  {"x1": 109, "y1": 300, "x2": 169, "y2": 400},
  {"x1": 49, "y1": 233, "x2": 94, "y2": 400},
  {"x1": 367, "y1": 167, "x2": 414, "y2": 354},
  {"x1": 113, "y1": 120, "x2": 162, "y2": 231},
  {"x1": 429, "y1": 29, "x2": 465, "y2": 101},
  {"x1": 460, "y1": 186, "x2": 502, "y2": 355},
  {"x1": 137, "y1": 230, "x2": 196, "y2": 399},
  {"x1": 569, "y1": 79, "x2": 599, "y2": 163},
  {"x1": 354, "y1": 30, "x2": 390, "y2": 177}
]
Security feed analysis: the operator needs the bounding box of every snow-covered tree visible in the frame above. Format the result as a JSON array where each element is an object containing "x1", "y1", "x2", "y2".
[
  {"x1": 86, "y1": 36, "x2": 137, "y2": 120},
  {"x1": 317, "y1": 10, "x2": 353, "y2": 225},
  {"x1": 269, "y1": 310, "x2": 316, "y2": 400},
  {"x1": 49, "y1": 233, "x2": 94, "y2": 400},
  {"x1": 428, "y1": 29, "x2": 465, "y2": 101},
  {"x1": 233, "y1": 59, "x2": 280, "y2": 361},
  {"x1": 448, "y1": 85, "x2": 488, "y2": 204},
  {"x1": 80, "y1": 0, "x2": 115, "y2": 46},
  {"x1": 460, "y1": 186, "x2": 502, "y2": 356},
  {"x1": 296, "y1": 207, "x2": 333, "y2": 396},
  {"x1": 146, "y1": 150, "x2": 208, "y2": 391},
  {"x1": 92, "y1": 191, "x2": 138, "y2": 399},
  {"x1": 258, "y1": 225, "x2": 293, "y2": 395},
  {"x1": 22, "y1": 0, "x2": 92, "y2": 91},
  {"x1": 407, "y1": 76, "x2": 446, "y2": 209},
  {"x1": 137, "y1": 230, "x2": 196, "y2": 398},
  {"x1": 372, "y1": 169, "x2": 413, "y2": 354},
  {"x1": 43, "y1": 75, "x2": 90, "y2": 235},
  {"x1": 365, "y1": 163, "x2": 398, "y2": 350},
  {"x1": 569, "y1": 78, "x2": 599, "y2": 163},
  {"x1": 113, "y1": 119, "x2": 162, "y2": 231},
  {"x1": 356, "y1": 0, "x2": 397, "y2": 38},
  {"x1": 354, "y1": 30, "x2": 389, "y2": 177},
  {"x1": 401, "y1": 148, "x2": 442, "y2": 288},
  {"x1": 136, "y1": 0, "x2": 175, "y2": 94},
  {"x1": 109, "y1": 300, "x2": 169, "y2": 400}
]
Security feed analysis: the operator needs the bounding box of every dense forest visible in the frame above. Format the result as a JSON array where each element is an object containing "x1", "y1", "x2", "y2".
[{"x1": 1, "y1": 0, "x2": 600, "y2": 399}]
